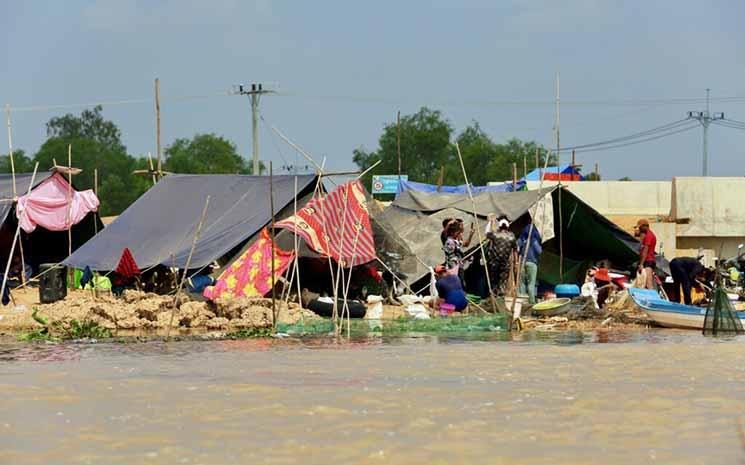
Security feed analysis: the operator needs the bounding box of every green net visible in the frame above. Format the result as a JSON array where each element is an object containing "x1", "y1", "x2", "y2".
[
  {"x1": 703, "y1": 287, "x2": 744, "y2": 336},
  {"x1": 276, "y1": 314, "x2": 507, "y2": 337}
]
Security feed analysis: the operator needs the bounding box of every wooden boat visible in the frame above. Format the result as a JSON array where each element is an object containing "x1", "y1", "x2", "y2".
[{"x1": 628, "y1": 288, "x2": 745, "y2": 329}]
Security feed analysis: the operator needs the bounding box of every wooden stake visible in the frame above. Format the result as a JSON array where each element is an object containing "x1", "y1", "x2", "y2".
[
  {"x1": 1, "y1": 163, "x2": 38, "y2": 303},
  {"x1": 5, "y1": 105, "x2": 17, "y2": 196},
  {"x1": 437, "y1": 166, "x2": 445, "y2": 192},
  {"x1": 454, "y1": 142, "x2": 497, "y2": 313},
  {"x1": 396, "y1": 111, "x2": 402, "y2": 183},
  {"x1": 167, "y1": 195, "x2": 211, "y2": 340},
  {"x1": 595, "y1": 162, "x2": 599, "y2": 179},
  {"x1": 66, "y1": 145, "x2": 73, "y2": 288},
  {"x1": 94, "y1": 168, "x2": 99, "y2": 235},
  {"x1": 535, "y1": 148, "x2": 540, "y2": 180},
  {"x1": 523, "y1": 155, "x2": 527, "y2": 179},
  {"x1": 571, "y1": 150, "x2": 576, "y2": 174},
  {"x1": 147, "y1": 152, "x2": 157, "y2": 186},
  {"x1": 155, "y1": 78, "x2": 162, "y2": 176},
  {"x1": 512, "y1": 162, "x2": 517, "y2": 191},
  {"x1": 269, "y1": 162, "x2": 277, "y2": 327}
]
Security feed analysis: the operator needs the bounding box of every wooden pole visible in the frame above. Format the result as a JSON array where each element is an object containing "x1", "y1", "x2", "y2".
[
  {"x1": 512, "y1": 162, "x2": 517, "y2": 191},
  {"x1": 437, "y1": 166, "x2": 445, "y2": 192},
  {"x1": 571, "y1": 150, "x2": 576, "y2": 174},
  {"x1": 595, "y1": 162, "x2": 599, "y2": 179},
  {"x1": 1, "y1": 163, "x2": 38, "y2": 302},
  {"x1": 167, "y1": 195, "x2": 211, "y2": 340},
  {"x1": 269, "y1": 161, "x2": 277, "y2": 327},
  {"x1": 147, "y1": 152, "x2": 157, "y2": 186},
  {"x1": 455, "y1": 142, "x2": 498, "y2": 313},
  {"x1": 66, "y1": 145, "x2": 73, "y2": 288},
  {"x1": 155, "y1": 78, "x2": 162, "y2": 176},
  {"x1": 523, "y1": 155, "x2": 527, "y2": 179},
  {"x1": 5, "y1": 105, "x2": 17, "y2": 196},
  {"x1": 535, "y1": 148, "x2": 540, "y2": 180},
  {"x1": 396, "y1": 111, "x2": 402, "y2": 184},
  {"x1": 94, "y1": 168, "x2": 99, "y2": 235}
]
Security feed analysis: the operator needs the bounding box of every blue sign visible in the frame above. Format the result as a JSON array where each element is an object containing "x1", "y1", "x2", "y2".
[{"x1": 372, "y1": 175, "x2": 407, "y2": 194}]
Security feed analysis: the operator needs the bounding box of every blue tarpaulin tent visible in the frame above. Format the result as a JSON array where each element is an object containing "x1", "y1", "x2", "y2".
[
  {"x1": 524, "y1": 164, "x2": 583, "y2": 181},
  {"x1": 396, "y1": 179, "x2": 524, "y2": 198}
]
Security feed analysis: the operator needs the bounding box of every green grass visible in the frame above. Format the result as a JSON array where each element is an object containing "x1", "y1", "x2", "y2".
[{"x1": 17, "y1": 308, "x2": 112, "y2": 342}]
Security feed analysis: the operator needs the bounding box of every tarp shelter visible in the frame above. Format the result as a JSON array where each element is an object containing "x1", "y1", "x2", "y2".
[
  {"x1": 397, "y1": 179, "x2": 524, "y2": 197},
  {"x1": 524, "y1": 164, "x2": 582, "y2": 182},
  {"x1": 383, "y1": 186, "x2": 642, "y2": 288},
  {"x1": 65, "y1": 174, "x2": 317, "y2": 271},
  {"x1": 0, "y1": 172, "x2": 101, "y2": 269}
]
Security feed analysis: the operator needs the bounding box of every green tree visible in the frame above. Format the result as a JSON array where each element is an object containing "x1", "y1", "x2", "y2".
[
  {"x1": 353, "y1": 107, "x2": 455, "y2": 188},
  {"x1": 33, "y1": 106, "x2": 148, "y2": 216},
  {"x1": 585, "y1": 172, "x2": 602, "y2": 181},
  {"x1": 618, "y1": 176, "x2": 632, "y2": 181},
  {"x1": 164, "y1": 133, "x2": 251, "y2": 174},
  {"x1": 0, "y1": 149, "x2": 36, "y2": 173},
  {"x1": 354, "y1": 108, "x2": 548, "y2": 188}
]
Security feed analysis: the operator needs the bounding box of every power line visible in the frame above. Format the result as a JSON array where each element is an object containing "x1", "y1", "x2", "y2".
[
  {"x1": 557, "y1": 118, "x2": 693, "y2": 152},
  {"x1": 565, "y1": 123, "x2": 700, "y2": 153}
]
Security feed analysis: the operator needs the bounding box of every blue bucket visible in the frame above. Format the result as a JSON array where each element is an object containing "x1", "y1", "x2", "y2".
[{"x1": 554, "y1": 284, "x2": 580, "y2": 299}]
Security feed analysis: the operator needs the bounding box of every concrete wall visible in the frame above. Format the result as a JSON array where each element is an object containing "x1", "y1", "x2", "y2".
[
  {"x1": 672, "y1": 177, "x2": 745, "y2": 237},
  {"x1": 520, "y1": 180, "x2": 672, "y2": 217},
  {"x1": 677, "y1": 237, "x2": 745, "y2": 260}
]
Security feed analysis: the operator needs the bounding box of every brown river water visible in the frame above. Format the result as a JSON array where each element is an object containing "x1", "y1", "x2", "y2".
[{"x1": 1, "y1": 330, "x2": 744, "y2": 465}]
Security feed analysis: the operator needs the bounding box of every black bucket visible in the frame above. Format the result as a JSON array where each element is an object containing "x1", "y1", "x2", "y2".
[{"x1": 39, "y1": 264, "x2": 67, "y2": 304}]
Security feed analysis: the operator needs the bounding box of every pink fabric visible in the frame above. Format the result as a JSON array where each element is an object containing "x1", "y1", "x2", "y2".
[{"x1": 16, "y1": 173, "x2": 100, "y2": 233}]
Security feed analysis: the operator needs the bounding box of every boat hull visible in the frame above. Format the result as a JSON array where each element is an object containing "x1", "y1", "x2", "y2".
[{"x1": 628, "y1": 288, "x2": 745, "y2": 330}]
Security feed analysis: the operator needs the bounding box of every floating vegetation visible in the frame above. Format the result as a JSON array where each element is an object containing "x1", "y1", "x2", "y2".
[
  {"x1": 17, "y1": 308, "x2": 112, "y2": 342},
  {"x1": 224, "y1": 327, "x2": 275, "y2": 339}
]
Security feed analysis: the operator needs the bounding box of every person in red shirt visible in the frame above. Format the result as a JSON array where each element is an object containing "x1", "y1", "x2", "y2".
[{"x1": 636, "y1": 219, "x2": 657, "y2": 289}]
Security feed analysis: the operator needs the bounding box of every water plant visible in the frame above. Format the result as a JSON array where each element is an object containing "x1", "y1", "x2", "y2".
[{"x1": 18, "y1": 308, "x2": 112, "y2": 342}]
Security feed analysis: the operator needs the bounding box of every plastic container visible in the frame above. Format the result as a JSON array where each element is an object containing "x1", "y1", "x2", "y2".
[
  {"x1": 39, "y1": 264, "x2": 67, "y2": 304},
  {"x1": 439, "y1": 302, "x2": 455, "y2": 316},
  {"x1": 554, "y1": 284, "x2": 580, "y2": 298}
]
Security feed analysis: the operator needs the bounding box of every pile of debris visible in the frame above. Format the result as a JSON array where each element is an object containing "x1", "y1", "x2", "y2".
[{"x1": 1, "y1": 290, "x2": 318, "y2": 333}]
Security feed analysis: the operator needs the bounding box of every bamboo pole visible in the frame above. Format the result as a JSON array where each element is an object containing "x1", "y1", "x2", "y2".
[
  {"x1": 523, "y1": 155, "x2": 527, "y2": 179},
  {"x1": 269, "y1": 161, "x2": 277, "y2": 327},
  {"x1": 509, "y1": 148, "x2": 555, "y2": 330},
  {"x1": 94, "y1": 168, "x2": 98, "y2": 235},
  {"x1": 1, "y1": 163, "x2": 38, "y2": 303},
  {"x1": 155, "y1": 78, "x2": 162, "y2": 176},
  {"x1": 147, "y1": 152, "x2": 157, "y2": 186},
  {"x1": 66, "y1": 145, "x2": 74, "y2": 288},
  {"x1": 396, "y1": 110, "x2": 402, "y2": 185},
  {"x1": 5, "y1": 105, "x2": 17, "y2": 196},
  {"x1": 167, "y1": 195, "x2": 211, "y2": 340},
  {"x1": 512, "y1": 162, "x2": 517, "y2": 191},
  {"x1": 454, "y1": 142, "x2": 497, "y2": 313}
]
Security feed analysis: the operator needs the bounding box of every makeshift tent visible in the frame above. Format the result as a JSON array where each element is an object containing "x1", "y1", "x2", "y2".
[
  {"x1": 397, "y1": 179, "x2": 524, "y2": 196},
  {"x1": 275, "y1": 180, "x2": 375, "y2": 267},
  {"x1": 17, "y1": 173, "x2": 99, "y2": 233},
  {"x1": 384, "y1": 186, "x2": 642, "y2": 288},
  {"x1": 65, "y1": 174, "x2": 317, "y2": 271},
  {"x1": 524, "y1": 164, "x2": 582, "y2": 182},
  {"x1": 0, "y1": 172, "x2": 100, "y2": 270}
]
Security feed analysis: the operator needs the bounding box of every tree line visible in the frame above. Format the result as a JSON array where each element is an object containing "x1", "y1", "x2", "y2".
[{"x1": 353, "y1": 107, "x2": 552, "y2": 189}]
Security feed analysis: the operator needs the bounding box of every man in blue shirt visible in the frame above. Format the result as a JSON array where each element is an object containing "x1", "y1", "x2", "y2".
[{"x1": 517, "y1": 222, "x2": 542, "y2": 304}]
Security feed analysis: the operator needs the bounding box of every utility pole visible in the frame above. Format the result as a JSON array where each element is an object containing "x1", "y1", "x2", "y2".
[
  {"x1": 235, "y1": 83, "x2": 274, "y2": 175},
  {"x1": 687, "y1": 88, "x2": 724, "y2": 176}
]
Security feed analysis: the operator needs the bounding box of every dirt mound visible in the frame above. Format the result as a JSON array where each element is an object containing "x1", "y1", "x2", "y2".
[{"x1": 0, "y1": 290, "x2": 319, "y2": 334}]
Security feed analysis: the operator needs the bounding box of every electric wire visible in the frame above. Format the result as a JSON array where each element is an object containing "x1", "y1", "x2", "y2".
[
  {"x1": 566, "y1": 122, "x2": 700, "y2": 153},
  {"x1": 556, "y1": 119, "x2": 695, "y2": 152}
]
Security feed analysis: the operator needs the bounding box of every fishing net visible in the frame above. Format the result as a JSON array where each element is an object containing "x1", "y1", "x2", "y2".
[
  {"x1": 276, "y1": 314, "x2": 507, "y2": 337},
  {"x1": 703, "y1": 286, "x2": 744, "y2": 336}
]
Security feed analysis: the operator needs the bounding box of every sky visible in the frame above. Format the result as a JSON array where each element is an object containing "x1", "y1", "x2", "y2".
[{"x1": 2, "y1": 0, "x2": 745, "y2": 181}]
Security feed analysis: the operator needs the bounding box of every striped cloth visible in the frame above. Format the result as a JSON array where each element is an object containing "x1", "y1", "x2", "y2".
[{"x1": 275, "y1": 180, "x2": 376, "y2": 268}]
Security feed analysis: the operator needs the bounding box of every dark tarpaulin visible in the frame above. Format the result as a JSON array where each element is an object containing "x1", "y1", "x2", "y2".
[
  {"x1": 64, "y1": 174, "x2": 317, "y2": 271},
  {"x1": 385, "y1": 187, "x2": 647, "y2": 286}
]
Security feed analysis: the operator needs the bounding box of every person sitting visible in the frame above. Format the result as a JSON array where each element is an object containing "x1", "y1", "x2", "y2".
[
  {"x1": 593, "y1": 267, "x2": 617, "y2": 309},
  {"x1": 434, "y1": 265, "x2": 468, "y2": 312}
]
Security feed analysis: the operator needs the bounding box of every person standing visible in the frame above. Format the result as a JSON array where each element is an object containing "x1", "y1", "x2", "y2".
[
  {"x1": 485, "y1": 216, "x2": 517, "y2": 296},
  {"x1": 636, "y1": 219, "x2": 657, "y2": 289},
  {"x1": 517, "y1": 222, "x2": 542, "y2": 304},
  {"x1": 442, "y1": 219, "x2": 474, "y2": 286},
  {"x1": 669, "y1": 256, "x2": 705, "y2": 305}
]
